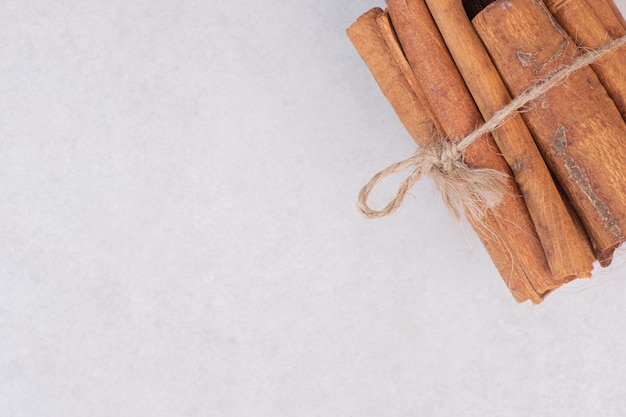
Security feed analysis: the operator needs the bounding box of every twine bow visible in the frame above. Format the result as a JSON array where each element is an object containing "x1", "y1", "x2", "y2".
[
  {"x1": 358, "y1": 35, "x2": 626, "y2": 221},
  {"x1": 358, "y1": 136, "x2": 508, "y2": 220}
]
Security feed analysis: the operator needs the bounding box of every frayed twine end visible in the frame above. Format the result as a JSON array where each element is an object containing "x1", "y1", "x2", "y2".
[{"x1": 358, "y1": 138, "x2": 508, "y2": 222}]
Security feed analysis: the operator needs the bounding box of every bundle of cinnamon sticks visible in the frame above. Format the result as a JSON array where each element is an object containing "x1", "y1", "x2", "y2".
[{"x1": 348, "y1": 0, "x2": 626, "y2": 303}]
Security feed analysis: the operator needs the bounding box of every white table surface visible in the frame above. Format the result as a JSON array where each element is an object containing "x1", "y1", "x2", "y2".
[{"x1": 1, "y1": 1, "x2": 626, "y2": 416}]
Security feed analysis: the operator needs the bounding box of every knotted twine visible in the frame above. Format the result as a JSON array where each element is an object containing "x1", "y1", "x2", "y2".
[{"x1": 358, "y1": 35, "x2": 626, "y2": 221}]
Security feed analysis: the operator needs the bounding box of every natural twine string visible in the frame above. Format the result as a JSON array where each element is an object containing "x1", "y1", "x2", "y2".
[{"x1": 358, "y1": 35, "x2": 626, "y2": 221}]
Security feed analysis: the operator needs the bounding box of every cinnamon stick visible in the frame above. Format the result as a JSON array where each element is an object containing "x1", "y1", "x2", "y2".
[
  {"x1": 584, "y1": 0, "x2": 626, "y2": 32},
  {"x1": 385, "y1": 0, "x2": 556, "y2": 296},
  {"x1": 423, "y1": 0, "x2": 594, "y2": 284},
  {"x1": 473, "y1": 0, "x2": 626, "y2": 265},
  {"x1": 347, "y1": 9, "x2": 432, "y2": 144},
  {"x1": 544, "y1": 0, "x2": 626, "y2": 120},
  {"x1": 347, "y1": 8, "x2": 541, "y2": 302}
]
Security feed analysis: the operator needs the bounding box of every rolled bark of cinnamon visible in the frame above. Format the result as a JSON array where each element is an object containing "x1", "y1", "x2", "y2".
[
  {"x1": 544, "y1": 0, "x2": 626, "y2": 120},
  {"x1": 584, "y1": 0, "x2": 626, "y2": 32},
  {"x1": 386, "y1": 0, "x2": 556, "y2": 296},
  {"x1": 347, "y1": 7, "x2": 541, "y2": 302},
  {"x1": 347, "y1": 9, "x2": 432, "y2": 142},
  {"x1": 473, "y1": 0, "x2": 626, "y2": 266},
  {"x1": 423, "y1": 0, "x2": 594, "y2": 284}
]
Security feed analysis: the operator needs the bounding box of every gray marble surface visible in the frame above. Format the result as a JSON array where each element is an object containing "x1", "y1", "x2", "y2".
[{"x1": 1, "y1": 1, "x2": 626, "y2": 415}]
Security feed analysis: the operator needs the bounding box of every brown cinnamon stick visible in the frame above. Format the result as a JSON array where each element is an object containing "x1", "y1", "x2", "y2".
[
  {"x1": 347, "y1": 8, "x2": 541, "y2": 302},
  {"x1": 347, "y1": 9, "x2": 432, "y2": 143},
  {"x1": 584, "y1": 0, "x2": 626, "y2": 32},
  {"x1": 386, "y1": 0, "x2": 556, "y2": 296},
  {"x1": 544, "y1": 0, "x2": 626, "y2": 120},
  {"x1": 473, "y1": 0, "x2": 626, "y2": 265},
  {"x1": 423, "y1": 0, "x2": 594, "y2": 284}
]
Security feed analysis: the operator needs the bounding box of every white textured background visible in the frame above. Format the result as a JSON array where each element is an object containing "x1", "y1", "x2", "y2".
[{"x1": 1, "y1": 1, "x2": 626, "y2": 416}]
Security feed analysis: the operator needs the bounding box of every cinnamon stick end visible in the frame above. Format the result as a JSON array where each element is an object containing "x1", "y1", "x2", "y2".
[{"x1": 346, "y1": 7, "x2": 384, "y2": 37}]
